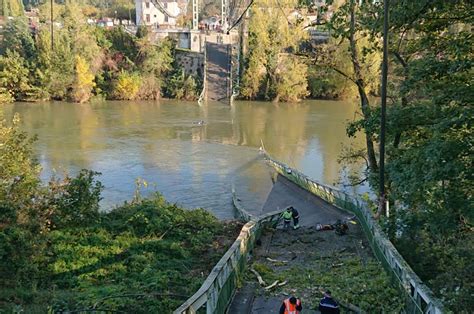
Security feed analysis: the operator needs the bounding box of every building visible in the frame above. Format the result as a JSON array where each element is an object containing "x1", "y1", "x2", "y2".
[{"x1": 135, "y1": 0, "x2": 181, "y2": 27}]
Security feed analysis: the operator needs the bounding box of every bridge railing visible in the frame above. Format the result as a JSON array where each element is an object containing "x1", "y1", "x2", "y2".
[
  {"x1": 264, "y1": 153, "x2": 445, "y2": 314},
  {"x1": 173, "y1": 190, "x2": 281, "y2": 314}
]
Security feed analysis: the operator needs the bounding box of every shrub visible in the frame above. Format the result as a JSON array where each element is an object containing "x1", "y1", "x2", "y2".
[{"x1": 111, "y1": 71, "x2": 141, "y2": 100}]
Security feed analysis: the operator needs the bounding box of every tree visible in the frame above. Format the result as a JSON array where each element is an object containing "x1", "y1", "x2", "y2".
[
  {"x1": 241, "y1": 0, "x2": 309, "y2": 102},
  {"x1": 0, "y1": 50, "x2": 30, "y2": 101},
  {"x1": 0, "y1": 18, "x2": 37, "y2": 62},
  {"x1": 323, "y1": 0, "x2": 473, "y2": 309},
  {"x1": 135, "y1": 36, "x2": 174, "y2": 99},
  {"x1": 324, "y1": 0, "x2": 381, "y2": 173},
  {"x1": 107, "y1": 0, "x2": 134, "y2": 20},
  {"x1": 0, "y1": 113, "x2": 46, "y2": 285},
  {"x1": 0, "y1": 0, "x2": 24, "y2": 17},
  {"x1": 165, "y1": 70, "x2": 199, "y2": 101},
  {"x1": 71, "y1": 55, "x2": 96, "y2": 103},
  {"x1": 0, "y1": 114, "x2": 41, "y2": 223},
  {"x1": 49, "y1": 170, "x2": 103, "y2": 229},
  {"x1": 36, "y1": 28, "x2": 75, "y2": 100},
  {"x1": 273, "y1": 54, "x2": 308, "y2": 102}
]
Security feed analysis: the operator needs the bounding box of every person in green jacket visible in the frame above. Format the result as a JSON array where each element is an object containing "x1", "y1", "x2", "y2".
[
  {"x1": 281, "y1": 207, "x2": 293, "y2": 231},
  {"x1": 281, "y1": 206, "x2": 300, "y2": 230}
]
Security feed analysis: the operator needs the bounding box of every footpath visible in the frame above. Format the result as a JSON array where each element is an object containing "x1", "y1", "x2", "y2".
[{"x1": 228, "y1": 175, "x2": 396, "y2": 313}]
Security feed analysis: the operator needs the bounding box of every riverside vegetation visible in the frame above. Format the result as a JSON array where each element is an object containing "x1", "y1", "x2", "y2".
[
  {"x1": 0, "y1": 2, "x2": 201, "y2": 103},
  {"x1": 243, "y1": 0, "x2": 472, "y2": 310},
  {"x1": 1, "y1": 0, "x2": 472, "y2": 311},
  {"x1": 0, "y1": 114, "x2": 242, "y2": 312}
]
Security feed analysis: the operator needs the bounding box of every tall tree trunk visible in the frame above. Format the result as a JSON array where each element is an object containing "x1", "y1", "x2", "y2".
[
  {"x1": 349, "y1": 0, "x2": 378, "y2": 172},
  {"x1": 393, "y1": 52, "x2": 409, "y2": 148}
]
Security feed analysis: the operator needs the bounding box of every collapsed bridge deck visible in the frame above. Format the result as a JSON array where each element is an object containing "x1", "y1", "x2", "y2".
[{"x1": 229, "y1": 175, "x2": 400, "y2": 313}]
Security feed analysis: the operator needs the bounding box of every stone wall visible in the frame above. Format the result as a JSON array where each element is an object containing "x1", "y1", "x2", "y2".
[{"x1": 175, "y1": 50, "x2": 204, "y2": 77}]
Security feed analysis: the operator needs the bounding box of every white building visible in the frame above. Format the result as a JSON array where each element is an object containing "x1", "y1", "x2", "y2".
[{"x1": 135, "y1": 0, "x2": 181, "y2": 27}]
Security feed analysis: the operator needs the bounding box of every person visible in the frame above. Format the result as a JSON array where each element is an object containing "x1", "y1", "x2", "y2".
[
  {"x1": 279, "y1": 296, "x2": 302, "y2": 314},
  {"x1": 319, "y1": 290, "x2": 340, "y2": 314},
  {"x1": 281, "y1": 207, "x2": 293, "y2": 231},
  {"x1": 289, "y1": 206, "x2": 300, "y2": 229}
]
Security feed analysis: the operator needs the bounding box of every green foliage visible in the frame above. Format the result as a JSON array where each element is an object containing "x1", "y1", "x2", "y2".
[
  {"x1": 36, "y1": 28, "x2": 75, "y2": 100},
  {"x1": 0, "y1": 50, "x2": 31, "y2": 101},
  {"x1": 250, "y1": 258, "x2": 404, "y2": 311},
  {"x1": 0, "y1": 114, "x2": 41, "y2": 214},
  {"x1": 374, "y1": 2, "x2": 473, "y2": 309},
  {"x1": 1, "y1": 193, "x2": 235, "y2": 312},
  {"x1": 49, "y1": 170, "x2": 103, "y2": 229},
  {"x1": 138, "y1": 37, "x2": 173, "y2": 77},
  {"x1": 106, "y1": 27, "x2": 139, "y2": 63},
  {"x1": 0, "y1": 0, "x2": 24, "y2": 17},
  {"x1": 0, "y1": 18, "x2": 36, "y2": 61},
  {"x1": 241, "y1": 0, "x2": 308, "y2": 102},
  {"x1": 112, "y1": 71, "x2": 141, "y2": 100},
  {"x1": 134, "y1": 36, "x2": 174, "y2": 100},
  {"x1": 307, "y1": 65, "x2": 349, "y2": 99},
  {"x1": 0, "y1": 8, "x2": 199, "y2": 103},
  {"x1": 0, "y1": 87, "x2": 14, "y2": 103},
  {"x1": 319, "y1": 0, "x2": 473, "y2": 310},
  {"x1": 0, "y1": 114, "x2": 46, "y2": 286},
  {"x1": 164, "y1": 70, "x2": 199, "y2": 101},
  {"x1": 274, "y1": 55, "x2": 308, "y2": 102},
  {"x1": 107, "y1": 0, "x2": 134, "y2": 20},
  {"x1": 0, "y1": 119, "x2": 239, "y2": 312}
]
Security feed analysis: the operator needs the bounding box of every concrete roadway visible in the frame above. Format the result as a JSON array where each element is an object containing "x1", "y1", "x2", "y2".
[
  {"x1": 228, "y1": 175, "x2": 358, "y2": 313},
  {"x1": 206, "y1": 42, "x2": 231, "y2": 102}
]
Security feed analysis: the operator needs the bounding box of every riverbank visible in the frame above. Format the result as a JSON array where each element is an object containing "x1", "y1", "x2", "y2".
[{"x1": 0, "y1": 194, "x2": 243, "y2": 312}]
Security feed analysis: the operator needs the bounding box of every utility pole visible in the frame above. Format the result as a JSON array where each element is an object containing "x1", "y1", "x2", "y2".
[
  {"x1": 378, "y1": 0, "x2": 389, "y2": 217},
  {"x1": 221, "y1": 0, "x2": 228, "y2": 32},
  {"x1": 50, "y1": 0, "x2": 54, "y2": 50},
  {"x1": 192, "y1": 0, "x2": 198, "y2": 30}
]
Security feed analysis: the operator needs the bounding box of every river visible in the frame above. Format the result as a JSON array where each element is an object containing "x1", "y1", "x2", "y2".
[{"x1": 2, "y1": 100, "x2": 367, "y2": 219}]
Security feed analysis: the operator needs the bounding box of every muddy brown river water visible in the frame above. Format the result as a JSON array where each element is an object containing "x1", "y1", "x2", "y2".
[{"x1": 2, "y1": 99, "x2": 368, "y2": 219}]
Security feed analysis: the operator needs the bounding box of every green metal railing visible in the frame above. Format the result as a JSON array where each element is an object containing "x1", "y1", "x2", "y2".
[
  {"x1": 173, "y1": 187, "x2": 282, "y2": 314},
  {"x1": 175, "y1": 153, "x2": 445, "y2": 314},
  {"x1": 264, "y1": 153, "x2": 444, "y2": 314}
]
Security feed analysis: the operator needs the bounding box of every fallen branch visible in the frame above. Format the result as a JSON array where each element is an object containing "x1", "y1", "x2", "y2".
[
  {"x1": 331, "y1": 263, "x2": 344, "y2": 268},
  {"x1": 277, "y1": 280, "x2": 288, "y2": 287},
  {"x1": 264, "y1": 280, "x2": 279, "y2": 290},
  {"x1": 250, "y1": 268, "x2": 266, "y2": 286},
  {"x1": 266, "y1": 257, "x2": 288, "y2": 264}
]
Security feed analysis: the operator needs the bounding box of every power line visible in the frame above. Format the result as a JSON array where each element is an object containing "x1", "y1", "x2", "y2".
[{"x1": 227, "y1": 0, "x2": 254, "y2": 32}]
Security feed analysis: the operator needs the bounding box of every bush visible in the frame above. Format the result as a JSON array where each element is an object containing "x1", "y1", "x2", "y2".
[
  {"x1": 49, "y1": 170, "x2": 103, "y2": 229},
  {"x1": 164, "y1": 70, "x2": 199, "y2": 101},
  {"x1": 111, "y1": 71, "x2": 141, "y2": 100}
]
